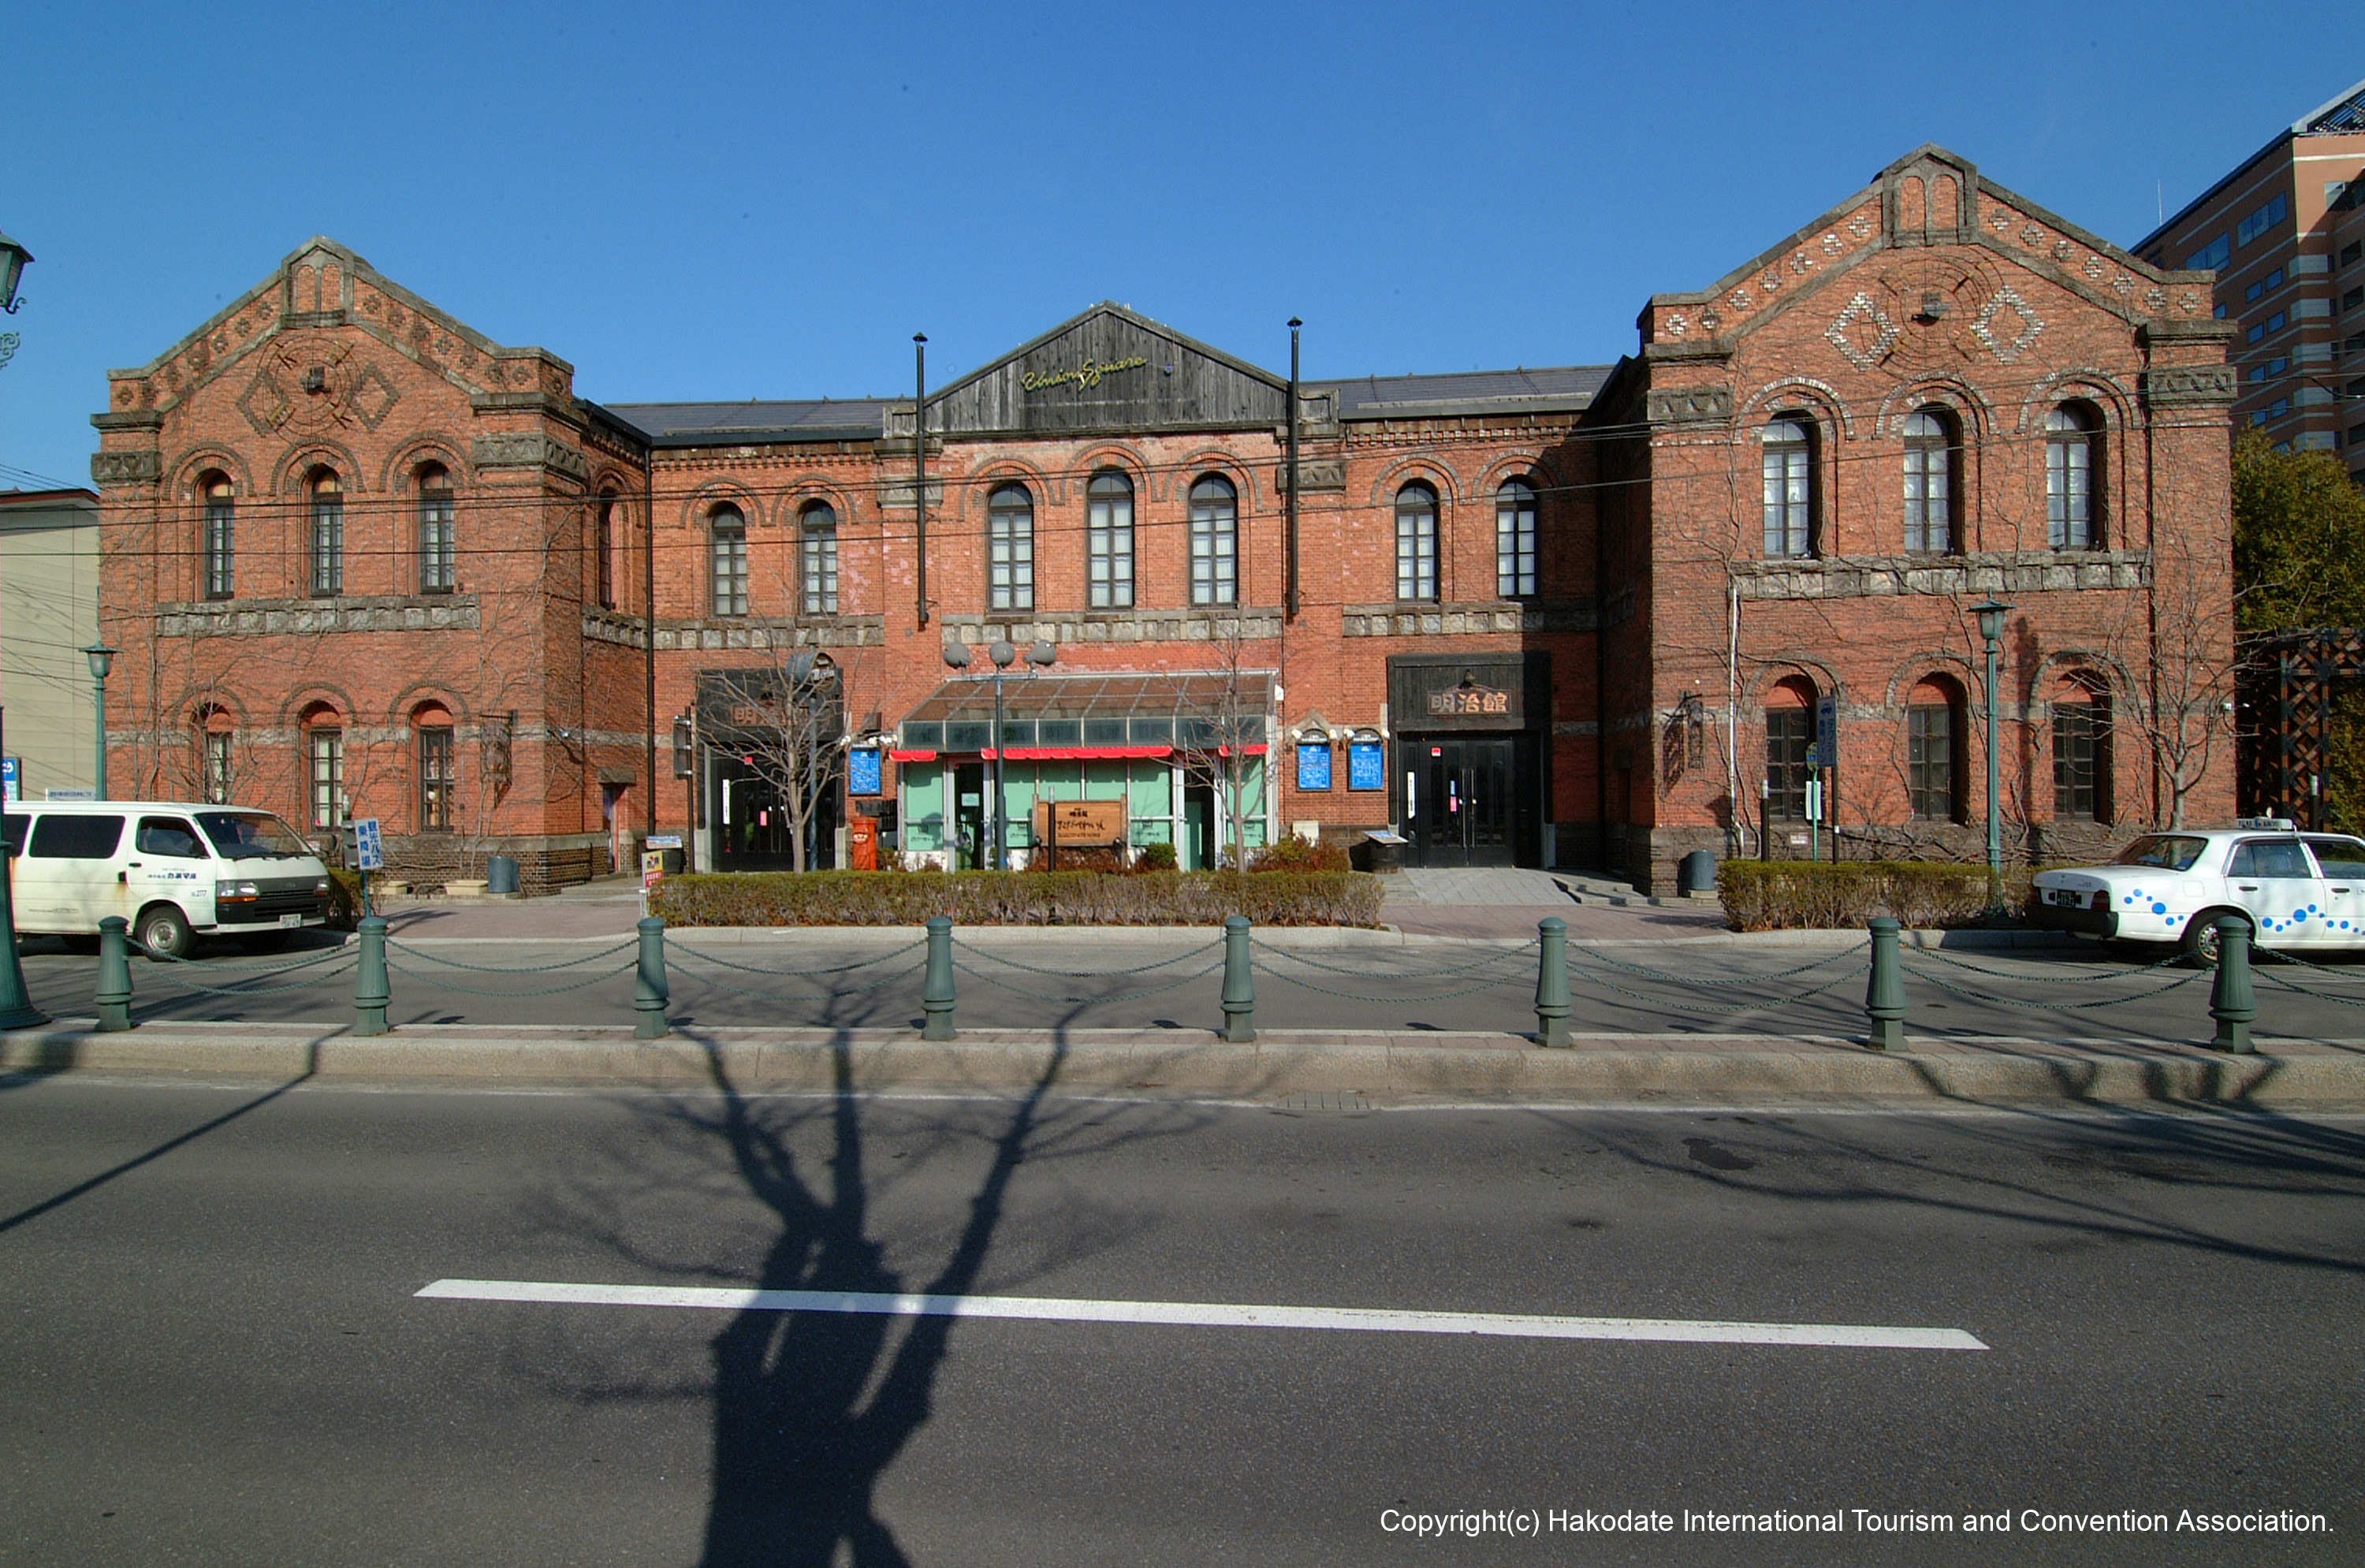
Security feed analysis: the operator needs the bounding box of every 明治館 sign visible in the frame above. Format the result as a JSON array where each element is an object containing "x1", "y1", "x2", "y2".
[{"x1": 1387, "y1": 654, "x2": 1547, "y2": 732}]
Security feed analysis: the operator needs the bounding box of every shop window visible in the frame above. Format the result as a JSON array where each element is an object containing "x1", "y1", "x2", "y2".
[
  {"x1": 417, "y1": 463, "x2": 456, "y2": 593},
  {"x1": 1496, "y1": 478, "x2": 1537, "y2": 598},
  {"x1": 1190, "y1": 475, "x2": 1237, "y2": 606},
  {"x1": 2053, "y1": 679, "x2": 2110, "y2": 822},
  {"x1": 800, "y1": 500, "x2": 839, "y2": 614},
  {"x1": 710, "y1": 504, "x2": 748, "y2": 616},
  {"x1": 2045, "y1": 404, "x2": 2100, "y2": 549},
  {"x1": 1901, "y1": 410, "x2": 1956, "y2": 553},
  {"x1": 1087, "y1": 471, "x2": 1134, "y2": 609},
  {"x1": 988, "y1": 484, "x2": 1034, "y2": 611},
  {"x1": 202, "y1": 473, "x2": 235, "y2": 599},
  {"x1": 1395, "y1": 482, "x2": 1439, "y2": 602},
  {"x1": 309, "y1": 470, "x2": 345, "y2": 595},
  {"x1": 1761, "y1": 419, "x2": 1815, "y2": 557}
]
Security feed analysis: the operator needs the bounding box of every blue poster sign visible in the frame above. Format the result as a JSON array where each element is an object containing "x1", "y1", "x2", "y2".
[
  {"x1": 1295, "y1": 743, "x2": 1332, "y2": 791},
  {"x1": 1347, "y1": 740, "x2": 1386, "y2": 791},
  {"x1": 1, "y1": 757, "x2": 16, "y2": 803},
  {"x1": 1815, "y1": 695, "x2": 1837, "y2": 769},
  {"x1": 848, "y1": 747, "x2": 883, "y2": 797}
]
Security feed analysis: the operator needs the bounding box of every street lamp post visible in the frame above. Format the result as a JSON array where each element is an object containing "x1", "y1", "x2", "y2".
[
  {"x1": 945, "y1": 637, "x2": 1056, "y2": 870},
  {"x1": 82, "y1": 644, "x2": 117, "y2": 801},
  {"x1": 0, "y1": 229, "x2": 30, "y2": 372},
  {"x1": 1972, "y1": 598, "x2": 2014, "y2": 915}
]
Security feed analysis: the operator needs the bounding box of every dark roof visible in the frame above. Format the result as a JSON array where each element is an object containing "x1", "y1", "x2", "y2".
[
  {"x1": 598, "y1": 398, "x2": 889, "y2": 447},
  {"x1": 1311, "y1": 366, "x2": 1610, "y2": 419}
]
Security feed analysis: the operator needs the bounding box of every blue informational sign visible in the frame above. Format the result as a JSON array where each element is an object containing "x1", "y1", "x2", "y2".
[
  {"x1": 1815, "y1": 695, "x2": 1837, "y2": 769},
  {"x1": 1295, "y1": 743, "x2": 1332, "y2": 791},
  {"x1": 353, "y1": 818, "x2": 384, "y2": 872},
  {"x1": 848, "y1": 747, "x2": 883, "y2": 797},
  {"x1": 1347, "y1": 740, "x2": 1386, "y2": 791},
  {"x1": 1, "y1": 756, "x2": 16, "y2": 803}
]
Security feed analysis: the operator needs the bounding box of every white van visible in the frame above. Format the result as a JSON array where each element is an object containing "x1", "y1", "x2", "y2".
[{"x1": 3, "y1": 799, "x2": 333, "y2": 957}]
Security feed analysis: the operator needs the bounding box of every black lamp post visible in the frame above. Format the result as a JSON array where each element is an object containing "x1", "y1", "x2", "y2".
[
  {"x1": 1971, "y1": 598, "x2": 2013, "y2": 914},
  {"x1": 82, "y1": 644, "x2": 117, "y2": 801},
  {"x1": 944, "y1": 636, "x2": 1055, "y2": 870},
  {"x1": 0, "y1": 231, "x2": 30, "y2": 315}
]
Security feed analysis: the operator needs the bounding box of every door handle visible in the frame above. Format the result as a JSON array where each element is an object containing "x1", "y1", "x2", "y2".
[
  {"x1": 2237, "y1": 885, "x2": 2259, "y2": 892},
  {"x1": 2334, "y1": 887, "x2": 2352, "y2": 893}
]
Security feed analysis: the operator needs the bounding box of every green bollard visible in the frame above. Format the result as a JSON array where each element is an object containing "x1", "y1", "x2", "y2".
[
  {"x1": 2210, "y1": 914, "x2": 2255, "y2": 1055},
  {"x1": 1534, "y1": 916, "x2": 1572, "y2": 1048},
  {"x1": 634, "y1": 916, "x2": 670, "y2": 1040},
  {"x1": 922, "y1": 915, "x2": 956, "y2": 1041},
  {"x1": 95, "y1": 915, "x2": 134, "y2": 1032},
  {"x1": 1221, "y1": 914, "x2": 1255, "y2": 1044},
  {"x1": 354, "y1": 915, "x2": 389, "y2": 1037},
  {"x1": 1865, "y1": 916, "x2": 1906, "y2": 1051}
]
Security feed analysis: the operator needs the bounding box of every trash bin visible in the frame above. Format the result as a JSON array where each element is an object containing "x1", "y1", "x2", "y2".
[
  {"x1": 485, "y1": 855, "x2": 521, "y2": 896},
  {"x1": 1354, "y1": 830, "x2": 1407, "y2": 874},
  {"x1": 1679, "y1": 848, "x2": 1717, "y2": 895}
]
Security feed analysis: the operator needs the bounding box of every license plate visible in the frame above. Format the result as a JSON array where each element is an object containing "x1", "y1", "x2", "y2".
[
  {"x1": 279, "y1": 912, "x2": 305, "y2": 927},
  {"x1": 2050, "y1": 889, "x2": 2082, "y2": 906}
]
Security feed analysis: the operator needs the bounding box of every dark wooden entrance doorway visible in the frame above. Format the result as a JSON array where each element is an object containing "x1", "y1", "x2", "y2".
[{"x1": 1401, "y1": 734, "x2": 1536, "y2": 867}]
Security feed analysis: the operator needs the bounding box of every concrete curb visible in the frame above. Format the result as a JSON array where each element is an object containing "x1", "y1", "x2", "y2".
[
  {"x1": 6, "y1": 1021, "x2": 2358, "y2": 1108},
  {"x1": 363, "y1": 924, "x2": 2085, "y2": 953}
]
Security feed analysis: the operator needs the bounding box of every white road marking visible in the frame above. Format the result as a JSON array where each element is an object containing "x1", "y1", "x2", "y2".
[{"x1": 416, "y1": 1278, "x2": 1986, "y2": 1351}]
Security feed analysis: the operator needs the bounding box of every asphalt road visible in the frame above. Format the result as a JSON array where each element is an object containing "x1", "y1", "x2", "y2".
[
  {"x1": 0, "y1": 1078, "x2": 2356, "y2": 1565},
  {"x1": 17, "y1": 931, "x2": 2365, "y2": 1045}
]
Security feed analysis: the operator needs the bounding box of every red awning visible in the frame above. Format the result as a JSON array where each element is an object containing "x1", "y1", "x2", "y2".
[{"x1": 888, "y1": 750, "x2": 938, "y2": 762}]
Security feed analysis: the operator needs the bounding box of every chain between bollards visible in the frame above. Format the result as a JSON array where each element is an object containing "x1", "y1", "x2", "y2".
[
  {"x1": 1221, "y1": 915, "x2": 1254, "y2": 1043},
  {"x1": 922, "y1": 915, "x2": 956, "y2": 1040},
  {"x1": 634, "y1": 916, "x2": 670, "y2": 1039},
  {"x1": 1864, "y1": 917, "x2": 1905, "y2": 1050},
  {"x1": 95, "y1": 916, "x2": 133, "y2": 1032},
  {"x1": 1534, "y1": 916, "x2": 1571, "y2": 1047},
  {"x1": 2210, "y1": 914, "x2": 2255, "y2": 1054},
  {"x1": 354, "y1": 915, "x2": 389, "y2": 1037}
]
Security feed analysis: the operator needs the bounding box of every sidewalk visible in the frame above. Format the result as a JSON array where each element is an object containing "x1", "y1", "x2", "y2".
[{"x1": 8, "y1": 1019, "x2": 2360, "y2": 1109}]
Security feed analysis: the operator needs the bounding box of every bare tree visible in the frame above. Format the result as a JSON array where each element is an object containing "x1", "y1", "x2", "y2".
[
  {"x1": 707, "y1": 649, "x2": 846, "y2": 873},
  {"x1": 1161, "y1": 614, "x2": 1276, "y2": 870}
]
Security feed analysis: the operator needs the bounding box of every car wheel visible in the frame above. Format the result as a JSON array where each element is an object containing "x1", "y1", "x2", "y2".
[
  {"x1": 133, "y1": 904, "x2": 196, "y2": 961},
  {"x1": 2181, "y1": 909, "x2": 2248, "y2": 968}
]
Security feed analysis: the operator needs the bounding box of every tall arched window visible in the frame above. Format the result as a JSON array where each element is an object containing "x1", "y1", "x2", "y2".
[
  {"x1": 1395, "y1": 482, "x2": 1439, "y2": 602},
  {"x1": 710, "y1": 504, "x2": 748, "y2": 616},
  {"x1": 308, "y1": 471, "x2": 345, "y2": 595},
  {"x1": 304, "y1": 707, "x2": 345, "y2": 830},
  {"x1": 595, "y1": 490, "x2": 617, "y2": 610},
  {"x1": 1189, "y1": 475, "x2": 1237, "y2": 606},
  {"x1": 415, "y1": 705, "x2": 456, "y2": 832},
  {"x1": 1760, "y1": 419, "x2": 1814, "y2": 558},
  {"x1": 1764, "y1": 677, "x2": 1816, "y2": 821},
  {"x1": 988, "y1": 484, "x2": 1034, "y2": 611},
  {"x1": 1906, "y1": 676, "x2": 1965, "y2": 822},
  {"x1": 2045, "y1": 405, "x2": 2100, "y2": 549},
  {"x1": 800, "y1": 500, "x2": 839, "y2": 615},
  {"x1": 2053, "y1": 674, "x2": 2111, "y2": 821},
  {"x1": 417, "y1": 463, "x2": 456, "y2": 592},
  {"x1": 1496, "y1": 478, "x2": 1538, "y2": 598},
  {"x1": 1902, "y1": 409, "x2": 1956, "y2": 553},
  {"x1": 201, "y1": 474, "x2": 235, "y2": 600},
  {"x1": 1087, "y1": 471, "x2": 1134, "y2": 609}
]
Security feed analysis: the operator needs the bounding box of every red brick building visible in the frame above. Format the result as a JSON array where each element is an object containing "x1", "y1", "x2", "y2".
[{"x1": 91, "y1": 145, "x2": 2236, "y2": 892}]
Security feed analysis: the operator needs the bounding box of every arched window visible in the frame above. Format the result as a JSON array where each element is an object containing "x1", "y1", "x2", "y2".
[
  {"x1": 595, "y1": 490, "x2": 617, "y2": 610},
  {"x1": 1906, "y1": 676, "x2": 1964, "y2": 822},
  {"x1": 1189, "y1": 475, "x2": 1238, "y2": 606},
  {"x1": 201, "y1": 474, "x2": 235, "y2": 601},
  {"x1": 1764, "y1": 676, "x2": 1816, "y2": 821},
  {"x1": 1902, "y1": 409, "x2": 1956, "y2": 553},
  {"x1": 800, "y1": 500, "x2": 839, "y2": 615},
  {"x1": 2053, "y1": 674, "x2": 2111, "y2": 822},
  {"x1": 988, "y1": 484, "x2": 1034, "y2": 611},
  {"x1": 1395, "y1": 482, "x2": 1439, "y2": 602},
  {"x1": 1761, "y1": 419, "x2": 1814, "y2": 558},
  {"x1": 1088, "y1": 471, "x2": 1134, "y2": 609},
  {"x1": 308, "y1": 471, "x2": 345, "y2": 595},
  {"x1": 415, "y1": 705, "x2": 455, "y2": 832},
  {"x1": 710, "y1": 504, "x2": 748, "y2": 616},
  {"x1": 2045, "y1": 405, "x2": 2100, "y2": 549},
  {"x1": 417, "y1": 463, "x2": 456, "y2": 593},
  {"x1": 1496, "y1": 479, "x2": 1538, "y2": 598},
  {"x1": 193, "y1": 705, "x2": 236, "y2": 803},
  {"x1": 303, "y1": 707, "x2": 345, "y2": 830}
]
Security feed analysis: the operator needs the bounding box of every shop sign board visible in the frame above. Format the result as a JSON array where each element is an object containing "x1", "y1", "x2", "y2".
[{"x1": 1032, "y1": 799, "x2": 1127, "y2": 846}]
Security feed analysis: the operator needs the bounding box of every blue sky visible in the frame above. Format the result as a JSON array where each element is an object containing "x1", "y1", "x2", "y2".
[{"x1": 1, "y1": 1, "x2": 2354, "y2": 490}]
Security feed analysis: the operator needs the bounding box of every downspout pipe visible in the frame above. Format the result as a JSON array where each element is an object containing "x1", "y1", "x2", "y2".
[
  {"x1": 914, "y1": 334, "x2": 929, "y2": 628},
  {"x1": 1286, "y1": 318, "x2": 1302, "y2": 622},
  {"x1": 643, "y1": 456, "x2": 657, "y2": 837}
]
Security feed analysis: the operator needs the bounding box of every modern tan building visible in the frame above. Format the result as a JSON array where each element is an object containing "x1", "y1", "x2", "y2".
[
  {"x1": 0, "y1": 487, "x2": 102, "y2": 799},
  {"x1": 2137, "y1": 76, "x2": 2365, "y2": 475}
]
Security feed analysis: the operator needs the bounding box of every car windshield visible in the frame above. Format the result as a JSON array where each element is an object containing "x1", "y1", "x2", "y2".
[
  {"x1": 2111, "y1": 834, "x2": 2209, "y2": 872},
  {"x1": 196, "y1": 811, "x2": 313, "y2": 861}
]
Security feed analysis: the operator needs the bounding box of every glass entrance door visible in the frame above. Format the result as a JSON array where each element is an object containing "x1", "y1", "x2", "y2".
[{"x1": 1402, "y1": 736, "x2": 1523, "y2": 867}]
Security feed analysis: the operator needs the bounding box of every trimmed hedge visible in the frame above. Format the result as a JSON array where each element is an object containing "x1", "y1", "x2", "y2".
[
  {"x1": 1719, "y1": 859, "x2": 2034, "y2": 932},
  {"x1": 651, "y1": 869, "x2": 1385, "y2": 928}
]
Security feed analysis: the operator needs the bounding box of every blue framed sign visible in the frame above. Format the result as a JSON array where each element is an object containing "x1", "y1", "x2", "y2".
[
  {"x1": 353, "y1": 818, "x2": 385, "y2": 872},
  {"x1": 1295, "y1": 742, "x2": 1332, "y2": 791},
  {"x1": 1347, "y1": 740, "x2": 1386, "y2": 791},
  {"x1": 847, "y1": 747, "x2": 884, "y2": 797}
]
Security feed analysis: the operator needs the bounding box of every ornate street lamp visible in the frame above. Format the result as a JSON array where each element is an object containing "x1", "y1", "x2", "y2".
[
  {"x1": 1971, "y1": 598, "x2": 2014, "y2": 914},
  {"x1": 0, "y1": 232, "x2": 30, "y2": 315},
  {"x1": 944, "y1": 637, "x2": 1056, "y2": 870},
  {"x1": 82, "y1": 644, "x2": 117, "y2": 802}
]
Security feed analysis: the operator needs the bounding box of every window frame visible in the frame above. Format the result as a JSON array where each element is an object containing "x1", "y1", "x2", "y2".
[
  {"x1": 987, "y1": 484, "x2": 1035, "y2": 612},
  {"x1": 1395, "y1": 482, "x2": 1439, "y2": 603},
  {"x1": 2051, "y1": 684, "x2": 2111, "y2": 823},
  {"x1": 1495, "y1": 478, "x2": 1538, "y2": 598},
  {"x1": 2045, "y1": 404, "x2": 2101, "y2": 550},
  {"x1": 1086, "y1": 471, "x2": 1135, "y2": 609},
  {"x1": 1188, "y1": 475, "x2": 1238, "y2": 607},
  {"x1": 416, "y1": 724, "x2": 455, "y2": 832},
  {"x1": 308, "y1": 471, "x2": 345, "y2": 597},
  {"x1": 1901, "y1": 409, "x2": 1956, "y2": 554},
  {"x1": 710, "y1": 504, "x2": 749, "y2": 618},
  {"x1": 1760, "y1": 419, "x2": 1816, "y2": 558},
  {"x1": 799, "y1": 500, "x2": 840, "y2": 616},
  {"x1": 417, "y1": 465, "x2": 456, "y2": 594},
  {"x1": 594, "y1": 492, "x2": 617, "y2": 611},
  {"x1": 202, "y1": 729, "x2": 234, "y2": 806},
  {"x1": 202, "y1": 475, "x2": 236, "y2": 601},
  {"x1": 1905, "y1": 695, "x2": 1960, "y2": 822},
  {"x1": 1764, "y1": 704, "x2": 1812, "y2": 821},
  {"x1": 307, "y1": 727, "x2": 345, "y2": 831}
]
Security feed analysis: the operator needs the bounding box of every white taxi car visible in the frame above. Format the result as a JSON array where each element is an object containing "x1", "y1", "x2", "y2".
[{"x1": 2028, "y1": 819, "x2": 2365, "y2": 962}]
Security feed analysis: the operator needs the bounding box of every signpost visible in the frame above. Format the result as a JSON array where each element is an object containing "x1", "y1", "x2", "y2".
[
  {"x1": 641, "y1": 849, "x2": 665, "y2": 916},
  {"x1": 353, "y1": 817, "x2": 382, "y2": 916},
  {"x1": 1, "y1": 757, "x2": 17, "y2": 803}
]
